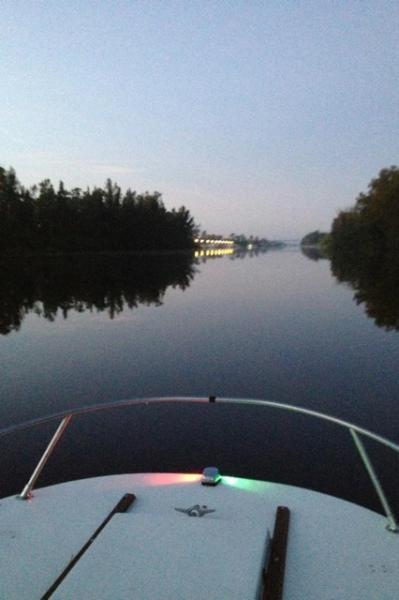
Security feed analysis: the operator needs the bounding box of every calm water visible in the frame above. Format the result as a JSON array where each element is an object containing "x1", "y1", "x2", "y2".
[{"x1": 1, "y1": 249, "x2": 399, "y2": 512}]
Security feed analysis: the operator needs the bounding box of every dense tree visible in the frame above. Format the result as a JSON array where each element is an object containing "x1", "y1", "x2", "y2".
[
  {"x1": 330, "y1": 166, "x2": 399, "y2": 258},
  {"x1": 300, "y1": 230, "x2": 328, "y2": 246},
  {"x1": 0, "y1": 167, "x2": 198, "y2": 254},
  {"x1": 329, "y1": 166, "x2": 399, "y2": 331}
]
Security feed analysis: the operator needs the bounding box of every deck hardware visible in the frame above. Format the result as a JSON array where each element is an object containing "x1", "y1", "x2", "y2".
[
  {"x1": 41, "y1": 493, "x2": 136, "y2": 599},
  {"x1": 201, "y1": 466, "x2": 221, "y2": 486},
  {"x1": 19, "y1": 415, "x2": 73, "y2": 500},
  {"x1": 175, "y1": 504, "x2": 216, "y2": 517},
  {"x1": 262, "y1": 506, "x2": 290, "y2": 600},
  {"x1": 1, "y1": 396, "x2": 398, "y2": 532}
]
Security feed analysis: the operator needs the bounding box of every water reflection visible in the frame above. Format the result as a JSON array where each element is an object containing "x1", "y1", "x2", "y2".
[
  {"x1": 195, "y1": 246, "x2": 273, "y2": 261},
  {"x1": 194, "y1": 247, "x2": 235, "y2": 258},
  {"x1": 0, "y1": 253, "x2": 196, "y2": 335},
  {"x1": 300, "y1": 244, "x2": 399, "y2": 332},
  {"x1": 300, "y1": 246, "x2": 328, "y2": 261},
  {"x1": 330, "y1": 253, "x2": 399, "y2": 331}
]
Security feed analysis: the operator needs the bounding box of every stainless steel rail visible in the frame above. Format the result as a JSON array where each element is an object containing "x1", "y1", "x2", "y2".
[
  {"x1": 349, "y1": 429, "x2": 397, "y2": 532},
  {"x1": 19, "y1": 415, "x2": 72, "y2": 500},
  {"x1": 1, "y1": 396, "x2": 398, "y2": 532}
]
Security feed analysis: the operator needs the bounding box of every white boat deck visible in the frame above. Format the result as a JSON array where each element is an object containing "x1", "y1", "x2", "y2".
[{"x1": 1, "y1": 473, "x2": 398, "y2": 599}]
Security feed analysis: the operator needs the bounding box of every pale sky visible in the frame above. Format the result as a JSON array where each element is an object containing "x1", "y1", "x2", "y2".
[{"x1": 1, "y1": 1, "x2": 398, "y2": 239}]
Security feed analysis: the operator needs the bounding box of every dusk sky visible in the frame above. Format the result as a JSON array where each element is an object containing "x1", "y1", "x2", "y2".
[{"x1": 2, "y1": 1, "x2": 398, "y2": 239}]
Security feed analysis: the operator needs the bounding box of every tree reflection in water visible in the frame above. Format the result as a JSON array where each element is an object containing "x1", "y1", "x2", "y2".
[
  {"x1": 0, "y1": 253, "x2": 196, "y2": 335},
  {"x1": 330, "y1": 252, "x2": 399, "y2": 332},
  {"x1": 300, "y1": 246, "x2": 327, "y2": 262},
  {"x1": 301, "y1": 240, "x2": 399, "y2": 331}
]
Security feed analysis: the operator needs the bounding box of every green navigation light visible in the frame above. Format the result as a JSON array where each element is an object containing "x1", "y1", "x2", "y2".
[{"x1": 222, "y1": 475, "x2": 272, "y2": 493}]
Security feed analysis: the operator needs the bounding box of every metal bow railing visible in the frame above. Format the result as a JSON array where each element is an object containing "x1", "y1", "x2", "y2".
[{"x1": 1, "y1": 396, "x2": 398, "y2": 532}]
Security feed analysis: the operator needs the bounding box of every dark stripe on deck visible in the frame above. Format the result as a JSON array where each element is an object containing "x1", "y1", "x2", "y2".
[
  {"x1": 262, "y1": 505, "x2": 290, "y2": 600},
  {"x1": 41, "y1": 493, "x2": 136, "y2": 599}
]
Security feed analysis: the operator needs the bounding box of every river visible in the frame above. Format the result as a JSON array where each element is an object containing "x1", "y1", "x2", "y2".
[{"x1": 1, "y1": 248, "x2": 398, "y2": 512}]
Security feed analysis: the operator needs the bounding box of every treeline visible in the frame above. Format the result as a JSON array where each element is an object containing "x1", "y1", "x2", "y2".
[
  {"x1": 0, "y1": 167, "x2": 197, "y2": 253},
  {"x1": 330, "y1": 166, "x2": 399, "y2": 258},
  {"x1": 300, "y1": 230, "x2": 329, "y2": 247},
  {"x1": 229, "y1": 233, "x2": 271, "y2": 247},
  {"x1": 329, "y1": 166, "x2": 399, "y2": 331}
]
